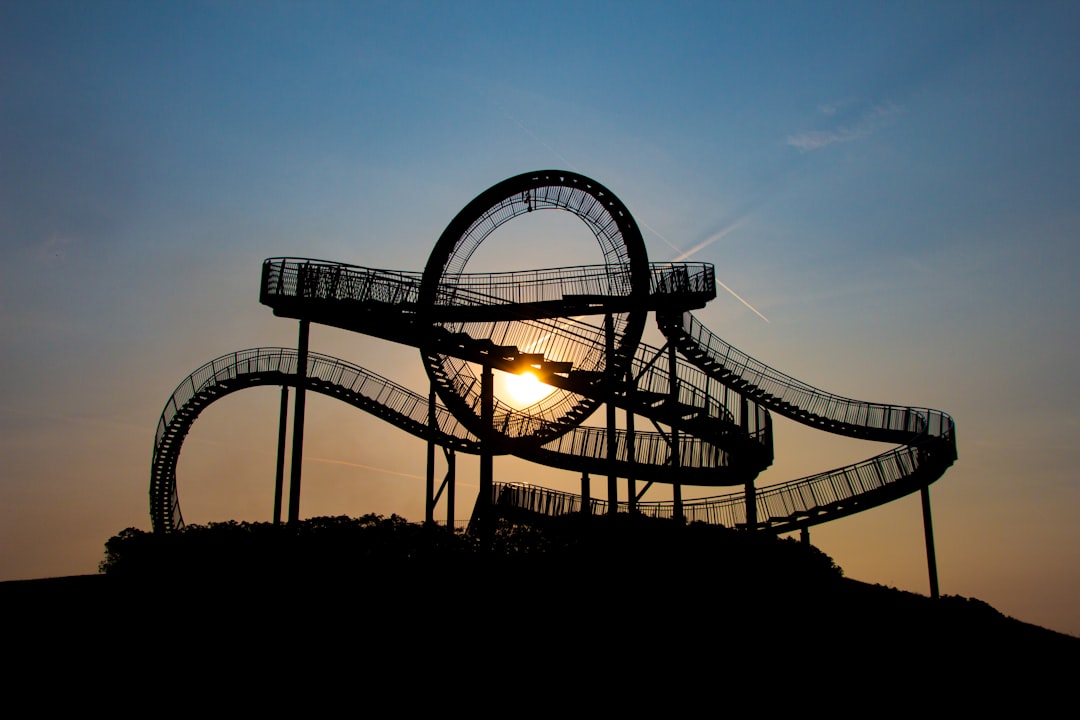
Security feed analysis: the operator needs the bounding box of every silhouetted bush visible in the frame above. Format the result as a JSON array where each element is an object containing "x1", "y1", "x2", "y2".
[
  {"x1": 100, "y1": 512, "x2": 842, "y2": 590},
  {"x1": 99, "y1": 514, "x2": 476, "y2": 580}
]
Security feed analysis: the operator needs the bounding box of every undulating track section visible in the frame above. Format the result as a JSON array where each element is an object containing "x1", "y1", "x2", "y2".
[
  {"x1": 491, "y1": 312, "x2": 956, "y2": 533},
  {"x1": 150, "y1": 169, "x2": 955, "y2": 537},
  {"x1": 150, "y1": 348, "x2": 479, "y2": 532},
  {"x1": 151, "y1": 342, "x2": 758, "y2": 532}
]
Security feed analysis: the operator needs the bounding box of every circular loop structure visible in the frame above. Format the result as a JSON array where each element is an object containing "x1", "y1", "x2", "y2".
[
  {"x1": 419, "y1": 170, "x2": 651, "y2": 446},
  {"x1": 153, "y1": 168, "x2": 955, "y2": 550}
]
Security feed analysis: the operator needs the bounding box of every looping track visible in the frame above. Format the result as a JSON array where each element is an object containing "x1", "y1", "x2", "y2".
[{"x1": 150, "y1": 170, "x2": 956, "y2": 534}]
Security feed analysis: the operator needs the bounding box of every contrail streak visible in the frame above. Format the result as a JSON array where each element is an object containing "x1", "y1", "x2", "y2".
[
  {"x1": 640, "y1": 221, "x2": 770, "y2": 323},
  {"x1": 494, "y1": 101, "x2": 770, "y2": 325},
  {"x1": 310, "y1": 456, "x2": 423, "y2": 480},
  {"x1": 494, "y1": 99, "x2": 579, "y2": 172},
  {"x1": 715, "y1": 278, "x2": 771, "y2": 323}
]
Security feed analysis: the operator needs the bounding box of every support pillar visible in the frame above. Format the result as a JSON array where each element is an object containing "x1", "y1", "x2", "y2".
[
  {"x1": 287, "y1": 320, "x2": 309, "y2": 526},
  {"x1": 745, "y1": 478, "x2": 757, "y2": 530},
  {"x1": 478, "y1": 364, "x2": 494, "y2": 538},
  {"x1": 921, "y1": 485, "x2": 940, "y2": 600},
  {"x1": 445, "y1": 448, "x2": 456, "y2": 529},
  {"x1": 668, "y1": 343, "x2": 683, "y2": 522},
  {"x1": 626, "y1": 408, "x2": 636, "y2": 515},
  {"x1": 273, "y1": 386, "x2": 289, "y2": 526},
  {"x1": 581, "y1": 472, "x2": 591, "y2": 515},
  {"x1": 605, "y1": 313, "x2": 618, "y2": 515},
  {"x1": 741, "y1": 393, "x2": 755, "y2": 530},
  {"x1": 426, "y1": 385, "x2": 436, "y2": 525},
  {"x1": 800, "y1": 525, "x2": 809, "y2": 545}
]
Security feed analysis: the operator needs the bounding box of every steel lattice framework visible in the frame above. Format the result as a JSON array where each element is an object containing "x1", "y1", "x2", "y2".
[{"x1": 150, "y1": 170, "x2": 956, "y2": 577}]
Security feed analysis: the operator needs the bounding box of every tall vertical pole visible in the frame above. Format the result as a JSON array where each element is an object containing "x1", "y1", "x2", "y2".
[
  {"x1": 626, "y1": 407, "x2": 636, "y2": 515},
  {"x1": 581, "y1": 472, "x2": 591, "y2": 516},
  {"x1": 742, "y1": 393, "x2": 756, "y2": 530},
  {"x1": 446, "y1": 448, "x2": 456, "y2": 529},
  {"x1": 288, "y1": 320, "x2": 310, "y2": 526},
  {"x1": 479, "y1": 364, "x2": 494, "y2": 538},
  {"x1": 668, "y1": 343, "x2": 683, "y2": 522},
  {"x1": 426, "y1": 385, "x2": 436, "y2": 525},
  {"x1": 743, "y1": 479, "x2": 757, "y2": 531},
  {"x1": 273, "y1": 386, "x2": 289, "y2": 526},
  {"x1": 921, "y1": 485, "x2": 940, "y2": 600},
  {"x1": 605, "y1": 313, "x2": 618, "y2": 515}
]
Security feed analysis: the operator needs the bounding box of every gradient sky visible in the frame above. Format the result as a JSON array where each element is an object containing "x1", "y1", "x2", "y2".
[{"x1": 2, "y1": 1, "x2": 1078, "y2": 636}]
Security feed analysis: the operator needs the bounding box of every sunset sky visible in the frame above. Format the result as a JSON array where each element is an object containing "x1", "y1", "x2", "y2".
[{"x1": 2, "y1": 1, "x2": 1078, "y2": 636}]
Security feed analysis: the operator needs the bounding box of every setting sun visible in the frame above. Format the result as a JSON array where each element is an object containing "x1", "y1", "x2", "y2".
[{"x1": 502, "y1": 370, "x2": 554, "y2": 407}]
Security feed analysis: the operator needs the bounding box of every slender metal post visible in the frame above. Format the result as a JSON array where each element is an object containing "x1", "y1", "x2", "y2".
[
  {"x1": 581, "y1": 472, "x2": 591, "y2": 515},
  {"x1": 921, "y1": 485, "x2": 940, "y2": 599},
  {"x1": 626, "y1": 407, "x2": 636, "y2": 515},
  {"x1": 744, "y1": 479, "x2": 757, "y2": 530},
  {"x1": 800, "y1": 525, "x2": 809, "y2": 545},
  {"x1": 605, "y1": 313, "x2": 618, "y2": 515},
  {"x1": 446, "y1": 448, "x2": 456, "y2": 529},
  {"x1": 478, "y1": 364, "x2": 494, "y2": 537},
  {"x1": 273, "y1": 386, "x2": 289, "y2": 526},
  {"x1": 426, "y1": 385, "x2": 436, "y2": 525},
  {"x1": 741, "y1": 393, "x2": 756, "y2": 530},
  {"x1": 287, "y1": 319, "x2": 309, "y2": 525},
  {"x1": 668, "y1": 342, "x2": 683, "y2": 522}
]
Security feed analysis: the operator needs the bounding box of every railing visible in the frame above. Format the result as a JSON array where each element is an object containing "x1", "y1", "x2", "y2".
[
  {"x1": 534, "y1": 425, "x2": 733, "y2": 476},
  {"x1": 666, "y1": 311, "x2": 953, "y2": 441},
  {"x1": 154, "y1": 348, "x2": 479, "y2": 458},
  {"x1": 262, "y1": 258, "x2": 423, "y2": 306},
  {"x1": 490, "y1": 432, "x2": 943, "y2": 531},
  {"x1": 253, "y1": 255, "x2": 953, "y2": 533},
  {"x1": 262, "y1": 257, "x2": 715, "y2": 310},
  {"x1": 152, "y1": 347, "x2": 759, "y2": 532}
]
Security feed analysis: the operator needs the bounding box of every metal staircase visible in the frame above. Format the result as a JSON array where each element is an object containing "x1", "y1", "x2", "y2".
[{"x1": 152, "y1": 169, "x2": 956, "y2": 543}]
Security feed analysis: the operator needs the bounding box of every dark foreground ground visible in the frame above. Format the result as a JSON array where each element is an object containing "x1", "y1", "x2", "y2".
[{"x1": 2, "y1": 515, "x2": 1076, "y2": 704}]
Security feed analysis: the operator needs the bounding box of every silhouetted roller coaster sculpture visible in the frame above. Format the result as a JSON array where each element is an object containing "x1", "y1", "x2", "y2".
[{"x1": 151, "y1": 170, "x2": 957, "y2": 594}]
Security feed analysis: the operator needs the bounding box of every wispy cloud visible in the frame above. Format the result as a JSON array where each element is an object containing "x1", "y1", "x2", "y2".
[{"x1": 787, "y1": 101, "x2": 903, "y2": 152}]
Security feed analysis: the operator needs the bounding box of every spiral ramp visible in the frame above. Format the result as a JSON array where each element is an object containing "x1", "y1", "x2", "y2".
[{"x1": 150, "y1": 169, "x2": 955, "y2": 537}]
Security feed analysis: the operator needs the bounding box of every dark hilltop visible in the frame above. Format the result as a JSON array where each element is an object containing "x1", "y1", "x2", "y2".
[{"x1": 3, "y1": 513, "x2": 1075, "y2": 699}]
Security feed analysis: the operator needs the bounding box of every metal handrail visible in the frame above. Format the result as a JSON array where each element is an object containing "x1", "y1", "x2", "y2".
[
  {"x1": 666, "y1": 312, "x2": 954, "y2": 441},
  {"x1": 152, "y1": 347, "x2": 762, "y2": 531},
  {"x1": 261, "y1": 257, "x2": 715, "y2": 309}
]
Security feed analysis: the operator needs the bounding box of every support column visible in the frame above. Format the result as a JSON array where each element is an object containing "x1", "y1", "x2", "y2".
[
  {"x1": 426, "y1": 385, "x2": 436, "y2": 525},
  {"x1": 626, "y1": 408, "x2": 636, "y2": 515},
  {"x1": 741, "y1": 393, "x2": 755, "y2": 530},
  {"x1": 745, "y1": 478, "x2": 757, "y2": 530},
  {"x1": 800, "y1": 525, "x2": 809, "y2": 545},
  {"x1": 273, "y1": 386, "x2": 289, "y2": 526},
  {"x1": 921, "y1": 485, "x2": 940, "y2": 600},
  {"x1": 478, "y1": 364, "x2": 494, "y2": 538},
  {"x1": 668, "y1": 343, "x2": 683, "y2": 522},
  {"x1": 581, "y1": 472, "x2": 591, "y2": 516},
  {"x1": 445, "y1": 448, "x2": 456, "y2": 529},
  {"x1": 605, "y1": 313, "x2": 618, "y2": 515},
  {"x1": 287, "y1": 320, "x2": 309, "y2": 526}
]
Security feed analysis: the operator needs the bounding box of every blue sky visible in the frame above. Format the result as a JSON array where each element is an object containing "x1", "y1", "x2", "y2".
[{"x1": 2, "y1": 1, "x2": 1079, "y2": 636}]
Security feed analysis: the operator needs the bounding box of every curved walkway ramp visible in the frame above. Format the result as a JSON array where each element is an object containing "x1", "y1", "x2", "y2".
[
  {"x1": 261, "y1": 256, "x2": 772, "y2": 478},
  {"x1": 151, "y1": 348, "x2": 479, "y2": 532},
  {"x1": 151, "y1": 346, "x2": 759, "y2": 532},
  {"x1": 151, "y1": 169, "x2": 956, "y2": 538},
  {"x1": 491, "y1": 313, "x2": 956, "y2": 532}
]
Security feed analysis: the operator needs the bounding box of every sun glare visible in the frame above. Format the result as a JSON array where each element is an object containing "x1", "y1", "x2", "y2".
[{"x1": 502, "y1": 370, "x2": 554, "y2": 407}]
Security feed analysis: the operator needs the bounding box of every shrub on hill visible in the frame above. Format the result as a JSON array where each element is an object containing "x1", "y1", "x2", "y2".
[{"x1": 100, "y1": 512, "x2": 842, "y2": 589}]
